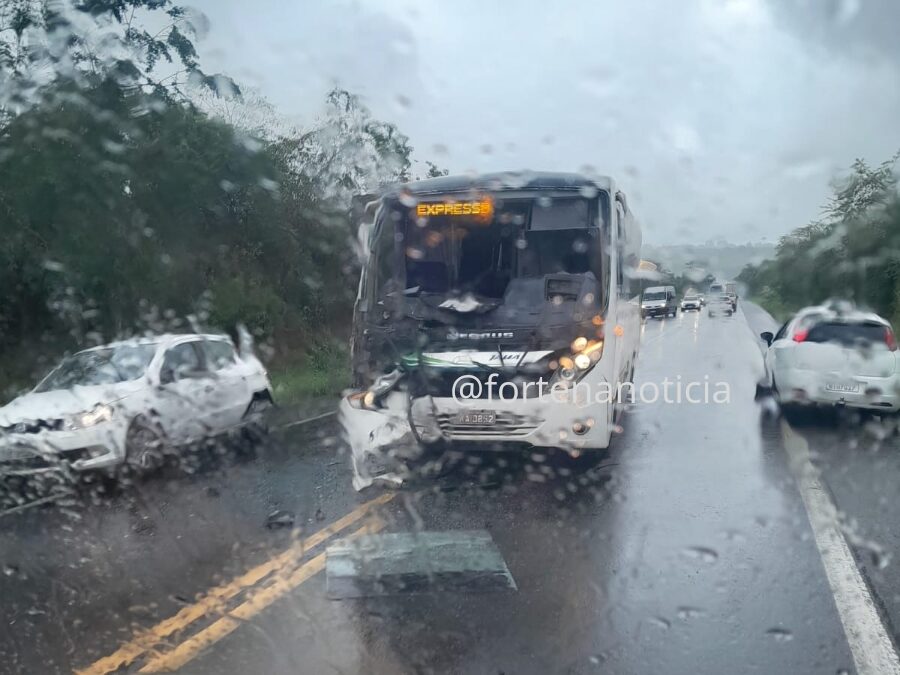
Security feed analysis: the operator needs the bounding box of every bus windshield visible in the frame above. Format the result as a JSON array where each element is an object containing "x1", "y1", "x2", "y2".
[{"x1": 398, "y1": 195, "x2": 603, "y2": 300}]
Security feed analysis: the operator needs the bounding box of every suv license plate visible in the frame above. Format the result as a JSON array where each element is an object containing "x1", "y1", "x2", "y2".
[
  {"x1": 825, "y1": 383, "x2": 859, "y2": 393},
  {"x1": 452, "y1": 411, "x2": 496, "y2": 426}
]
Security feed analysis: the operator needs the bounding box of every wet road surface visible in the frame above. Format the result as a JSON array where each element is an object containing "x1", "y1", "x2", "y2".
[{"x1": 3, "y1": 303, "x2": 899, "y2": 674}]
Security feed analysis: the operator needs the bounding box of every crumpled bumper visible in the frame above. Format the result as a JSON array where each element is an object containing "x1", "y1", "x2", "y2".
[
  {"x1": 0, "y1": 424, "x2": 126, "y2": 477},
  {"x1": 338, "y1": 386, "x2": 613, "y2": 491}
]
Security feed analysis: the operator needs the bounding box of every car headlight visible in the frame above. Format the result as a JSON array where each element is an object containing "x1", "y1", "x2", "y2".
[{"x1": 67, "y1": 404, "x2": 114, "y2": 430}]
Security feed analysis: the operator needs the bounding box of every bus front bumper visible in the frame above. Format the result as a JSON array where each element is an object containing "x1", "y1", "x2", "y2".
[{"x1": 339, "y1": 389, "x2": 613, "y2": 490}]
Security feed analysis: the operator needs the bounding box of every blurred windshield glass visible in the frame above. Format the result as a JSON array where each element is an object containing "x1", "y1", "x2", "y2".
[
  {"x1": 806, "y1": 321, "x2": 893, "y2": 348},
  {"x1": 34, "y1": 344, "x2": 157, "y2": 392},
  {"x1": 3, "y1": 2, "x2": 900, "y2": 675}
]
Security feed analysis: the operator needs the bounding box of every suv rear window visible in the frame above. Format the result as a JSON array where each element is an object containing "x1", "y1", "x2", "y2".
[{"x1": 806, "y1": 321, "x2": 891, "y2": 347}]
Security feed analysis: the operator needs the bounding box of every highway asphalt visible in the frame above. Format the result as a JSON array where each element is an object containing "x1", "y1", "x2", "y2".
[{"x1": 3, "y1": 302, "x2": 899, "y2": 674}]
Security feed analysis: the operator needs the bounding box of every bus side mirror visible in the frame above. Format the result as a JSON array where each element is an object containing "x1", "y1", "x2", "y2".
[{"x1": 760, "y1": 331, "x2": 773, "y2": 346}]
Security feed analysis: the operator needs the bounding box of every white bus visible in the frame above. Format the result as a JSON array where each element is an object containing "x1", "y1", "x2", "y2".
[{"x1": 340, "y1": 172, "x2": 643, "y2": 489}]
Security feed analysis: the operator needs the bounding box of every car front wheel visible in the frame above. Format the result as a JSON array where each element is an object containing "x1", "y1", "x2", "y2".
[
  {"x1": 124, "y1": 418, "x2": 167, "y2": 475},
  {"x1": 243, "y1": 395, "x2": 273, "y2": 440}
]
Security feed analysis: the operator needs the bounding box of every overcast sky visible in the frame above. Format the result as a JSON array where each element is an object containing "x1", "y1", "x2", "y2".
[{"x1": 187, "y1": 0, "x2": 900, "y2": 245}]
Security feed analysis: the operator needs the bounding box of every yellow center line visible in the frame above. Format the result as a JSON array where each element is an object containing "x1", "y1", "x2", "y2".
[
  {"x1": 76, "y1": 492, "x2": 394, "y2": 675},
  {"x1": 138, "y1": 518, "x2": 386, "y2": 673}
]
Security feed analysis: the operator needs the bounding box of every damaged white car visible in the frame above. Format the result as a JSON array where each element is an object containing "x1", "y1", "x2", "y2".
[{"x1": 0, "y1": 334, "x2": 273, "y2": 477}]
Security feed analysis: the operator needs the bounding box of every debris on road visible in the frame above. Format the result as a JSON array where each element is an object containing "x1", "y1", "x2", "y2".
[
  {"x1": 325, "y1": 530, "x2": 517, "y2": 599},
  {"x1": 265, "y1": 509, "x2": 295, "y2": 529}
]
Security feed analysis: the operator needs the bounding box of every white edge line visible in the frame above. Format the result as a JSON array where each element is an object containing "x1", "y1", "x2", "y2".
[{"x1": 781, "y1": 421, "x2": 900, "y2": 675}]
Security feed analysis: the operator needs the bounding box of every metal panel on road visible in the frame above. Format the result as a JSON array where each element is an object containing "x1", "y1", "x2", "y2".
[{"x1": 326, "y1": 530, "x2": 517, "y2": 599}]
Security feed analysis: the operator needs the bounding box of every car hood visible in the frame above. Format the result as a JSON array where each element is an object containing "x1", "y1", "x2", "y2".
[
  {"x1": 0, "y1": 382, "x2": 145, "y2": 425},
  {"x1": 642, "y1": 301, "x2": 666, "y2": 307}
]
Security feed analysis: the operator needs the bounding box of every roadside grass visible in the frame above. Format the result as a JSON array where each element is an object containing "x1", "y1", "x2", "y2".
[
  {"x1": 750, "y1": 286, "x2": 795, "y2": 324},
  {"x1": 269, "y1": 341, "x2": 350, "y2": 408}
]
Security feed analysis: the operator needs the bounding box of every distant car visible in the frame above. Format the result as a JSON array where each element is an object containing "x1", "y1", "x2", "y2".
[
  {"x1": 758, "y1": 305, "x2": 899, "y2": 411},
  {"x1": 707, "y1": 294, "x2": 733, "y2": 317},
  {"x1": 0, "y1": 334, "x2": 273, "y2": 477},
  {"x1": 681, "y1": 294, "x2": 701, "y2": 311},
  {"x1": 725, "y1": 292, "x2": 738, "y2": 310},
  {"x1": 641, "y1": 285, "x2": 678, "y2": 319},
  {"x1": 725, "y1": 282, "x2": 738, "y2": 310}
]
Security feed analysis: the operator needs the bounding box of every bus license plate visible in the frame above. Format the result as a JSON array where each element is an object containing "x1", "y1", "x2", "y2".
[
  {"x1": 825, "y1": 383, "x2": 859, "y2": 393},
  {"x1": 452, "y1": 411, "x2": 496, "y2": 426}
]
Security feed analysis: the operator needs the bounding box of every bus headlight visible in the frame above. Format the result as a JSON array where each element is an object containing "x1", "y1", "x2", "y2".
[
  {"x1": 348, "y1": 369, "x2": 404, "y2": 410},
  {"x1": 551, "y1": 339, "x2": 604, "y2": 387}
]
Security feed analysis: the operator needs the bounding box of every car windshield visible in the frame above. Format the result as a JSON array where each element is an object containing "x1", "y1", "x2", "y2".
[
  {"x1": 34, "y1": 344, "x2": 157, "y2": 392},
  {"x1": 4, "y1": 2, "x2": 900, "y2": 674}
]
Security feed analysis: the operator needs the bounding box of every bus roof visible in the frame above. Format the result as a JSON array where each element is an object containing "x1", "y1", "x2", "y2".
[{"x1": 384, "y1": 171, "x2": 614, "y2": 198}]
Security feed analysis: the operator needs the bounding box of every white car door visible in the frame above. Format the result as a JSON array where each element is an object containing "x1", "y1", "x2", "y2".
[
  {"x1": 154, "y1": 340, "x2": 216, "y2": 442},
  {"x1": 764, "y1": 321, "x2": 791, "y2": 386},
  {"x1": 766, "y1": 324, "x2": 793, "y2": 388},
  {"x1": 200, "y1": 338, "x2": 252, "y2": 429}
]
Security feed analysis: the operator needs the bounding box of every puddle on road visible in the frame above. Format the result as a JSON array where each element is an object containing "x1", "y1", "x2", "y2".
[{"x1": 326, "y1": 530, "x2": 517, "y2": 599}]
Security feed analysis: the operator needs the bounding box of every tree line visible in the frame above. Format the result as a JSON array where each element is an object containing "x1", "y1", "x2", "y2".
[
  {"x1": 0, "y1": 0, "x2": 437, "y2": 397},
  {"x1": 737, "y1": 153, "x2": 900, "y2": 323}
]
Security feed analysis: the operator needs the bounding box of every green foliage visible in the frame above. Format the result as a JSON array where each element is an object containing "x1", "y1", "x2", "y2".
[
  {"x1": 0, "y1": 0, "x2": 237, "y2": 110},
  {"x1": 270, "y1": 88, "x2": 413, "y2": 206},
  {"x1": 270, "y1": 340, "x2": 350, "y2": 404},
  {"x1": 0, "y1": 3, "x2": 427, "y2": 398},
  {"x1": 0, "y1": 75, "x2": 412, "y2": 393},
  {"x1": 739, "y1": 155, "x2": 900, "y2": 325},
  {"x1": 424, "y1": 161, "x2": 449, "y2": 178}
]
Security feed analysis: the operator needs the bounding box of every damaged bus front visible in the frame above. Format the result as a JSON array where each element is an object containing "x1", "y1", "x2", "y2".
[{"x1": 340, "y1": 172, "x2": 642, "y2": 490}]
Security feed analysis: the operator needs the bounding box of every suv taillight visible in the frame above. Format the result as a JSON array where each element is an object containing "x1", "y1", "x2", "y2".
[{"x1": 886, "y1": 328, "x2": 897, "y2": 352}]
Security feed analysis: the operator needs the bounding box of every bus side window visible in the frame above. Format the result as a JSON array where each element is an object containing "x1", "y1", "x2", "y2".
[
  {"x1": 596, "y1": 198, "x2": 612, "y2": 313},
  {"x1": 615, "y1": 200, "x2": 626, "y2": 293}
]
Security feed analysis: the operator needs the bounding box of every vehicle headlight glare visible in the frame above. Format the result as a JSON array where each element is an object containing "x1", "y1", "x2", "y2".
[
  {"x1": 348, "y1": 369, "x2": 405, "y2": 410},
  {"x1": 574, "y1": 353, "x2": 591, "y2": 370},
  {"x1": 68, "y1": 404, "x2": 113, "y2": 430}
]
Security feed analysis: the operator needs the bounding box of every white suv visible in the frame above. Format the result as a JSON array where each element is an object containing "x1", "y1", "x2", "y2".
[
  {"x1": 0, "y1": 334, "x2": 273, "y2": 476},
  {"x1": 758, "y1": 305, "x2": 899, "y2": 411}
]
